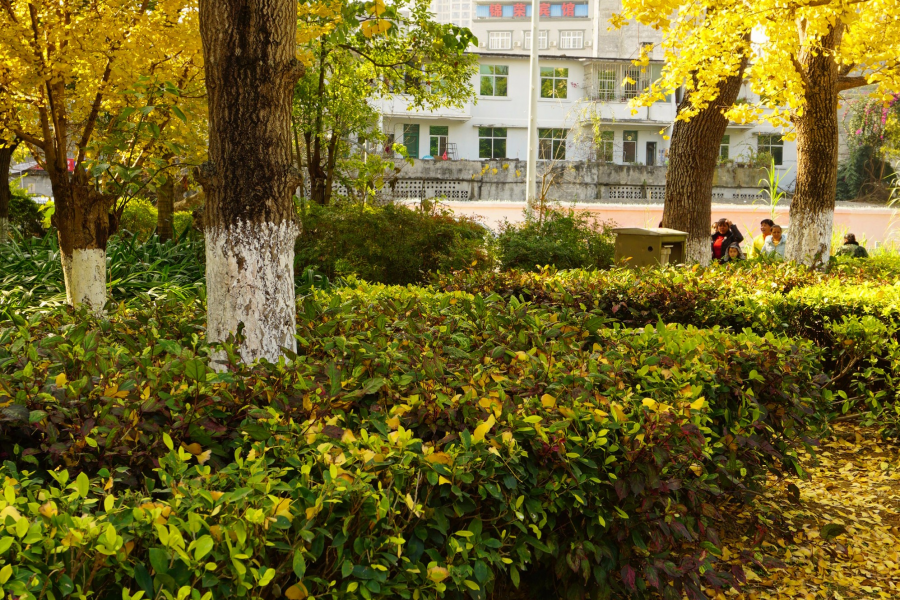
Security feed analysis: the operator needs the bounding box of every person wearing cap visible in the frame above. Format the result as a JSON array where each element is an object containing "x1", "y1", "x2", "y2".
[
  {"x1": 835, "y1": 233, "x2": 869, "y2": 258},
  {"x1": 711, "y1": 218, "x2": 744, "y2": 263}
]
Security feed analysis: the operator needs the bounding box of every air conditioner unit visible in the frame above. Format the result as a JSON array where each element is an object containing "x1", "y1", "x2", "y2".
[
  {"x1": 514, "y1": 41, "x2": 521, "y2": 47},
  {"x1": 550, "y1": 41, "x2": 557, "y2": 47},
  {"x1": 479, "y1": 42, "x2": 486, "y2": 48},
  {"x1": 585, "y1": 40, "x2": 592, "y2": 47}
]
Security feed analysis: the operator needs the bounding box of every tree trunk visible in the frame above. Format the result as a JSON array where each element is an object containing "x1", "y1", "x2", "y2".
[
  {"x1": 198, "y1": 0, "x2": 301, "y2": 368},
  {"x1": 0, "y1": 143, "x2": 14, "y2": 244},
  {"x1": 157, "y1": 174, "x2": 175, "y2": 242},
  {"x1": 50, "y1": 169, "x2": 115, "y2": 313},
  {"x1": 662, "y1": 54, "x2": 749, "y2": 265},
  {"x1": 786, "y1": 22, "x2": 842, "y2": 267}
]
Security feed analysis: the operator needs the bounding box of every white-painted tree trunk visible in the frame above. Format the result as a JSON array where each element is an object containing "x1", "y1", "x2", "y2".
[
  {"x1": 785, "y1": 208, "x2": 833, "y2": 267},
  {"x1": 0, "y1": 217, "x2": 8, "y2": 244},
  {"x1": 685, "y1": 237, "x2": 711, "y2": 267},
  {"x1": 205, "y1": 220, "x2": 298, "y2": 369},
  {"x1": 61, "y1": 248, "x2": 107, "y2": 312}
]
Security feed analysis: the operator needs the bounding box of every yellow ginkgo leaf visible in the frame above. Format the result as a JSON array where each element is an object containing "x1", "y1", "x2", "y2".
[
  {"x1": 55, "y1": 373, "x2": 67, "y2": 387},
  {"x1": 689, "y1": 464, "x2": 703, "y2": 476},
  {"x1": 196, "y1": 450, "x2": 212, "y2": 464},
  {"x1": 690, "y1": 398, "x2": 706, "y2": 410},
  {"x1": 541, "y1": 394, "x2": 557, "y2": 409},
  {"x1": 183, "y1": 443, "x2": 203, "y2": 455},
  {"x1": 438, "y1": 476, "x2": 452, "y2": 485},
  {"x1": 39, "y1": 501, "x2": 58, "y2": 518},
  {"x1": 472, "y1": 415, "x2": 496, "y2": 443},
  {"x1": 210, "y1": 491, "x2": 225, "y2": 502},
  {"x1": 386, "y1": 415, "x2": 400, "y2": 429}
]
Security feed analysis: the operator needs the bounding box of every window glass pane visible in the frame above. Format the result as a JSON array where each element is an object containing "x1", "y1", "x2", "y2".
[
  {"x1": 502, "y1": 5, "x2": 513, "y2": 17},
  {"x1": 600, "y1": 131, "x2": 614, "y2": 141},
  {"x1": 623, "y1": 142, "x2": 636, "y2": 163},
  {"x1": 479, "y1": 138, "x2": 492, "y2": 159},
  {"x1": 556, "y1": 68, "x2": 568, "y2": 77},
  {"x1": 541, "y1": 79, "x2": 554, "y2": 98},
  {"x1": 494, "y1": 139, "x2": 506, "y2": 159},
  {"x1": 496, "y1": 76, "x2": 507, "y2": 96},
  {"x1": 480, "y1": 64, "x2": 492, "y2": 74},
  {"x1": 540, "y1": 67, "x2": 554, "y2": 76},
  {"x1": 495, "y1": 128, "x2": 507, "y2": 137},
  {"x1": 478, "y1": 127, "x2": 491, "y2": 137},
  {"x1": 721, "y1": 134, "x2": 730, "y2": 144},
  {"x1": 476, "y1": 5, "x2": 489, "y2": 17},
  {"x1": 496, "y1": 66, "x2": 509, "y2": 75},
  {"x1": 480, "y1": 76, "x2": 494, "y2": 95},
  {"x1": 550, "y1": 3, "x2": 562, "y2": 16},
  {"x1": 574, "y1": 3, "x2": 588, "y2": 16},
  {"x1": 430, "y1": 126, "x2": 449, "y2": 136}
]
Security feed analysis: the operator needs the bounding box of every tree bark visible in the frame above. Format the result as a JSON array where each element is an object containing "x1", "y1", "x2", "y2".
[
  {"x1": 0, "y1": 142, "x2": 15, "y2": 244},
  {"x1": 662, "y1": 52, "x2": 749, "y2": 265},
  {"x1": 786, "y1": 22, "x2": 843, "y2": 266},
  {"x1": 157, "y1": 173, "x2": 175, "y2": 242},
  {"x1": 198, "y1": 0, "x2": 302, "y2": 367},
  {"x1": 49, "y1": 167, "x2": 115, "y2": 312}
]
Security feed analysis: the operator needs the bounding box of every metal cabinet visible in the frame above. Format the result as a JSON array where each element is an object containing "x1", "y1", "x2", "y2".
[{"x1": 612, "y1": 227, "x2": 688, "y2": 267}]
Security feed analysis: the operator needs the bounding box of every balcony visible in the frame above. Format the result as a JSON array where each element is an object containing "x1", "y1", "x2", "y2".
[{"x1": 374, "y1": 96, "x2": 472, "y2": 121}]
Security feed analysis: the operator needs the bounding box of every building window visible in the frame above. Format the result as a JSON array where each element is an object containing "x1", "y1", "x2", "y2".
[
  {"x1": 488, "y1": 31, "x2": 512, "y2": 50},
  {"x1": 540, "y1": 67, "x2": 568, "y2": 99},
  {"x1": 403, "y1": 124, "x2": 420, "y2": 159},
  {"x1": 622, "y1": 66, "x2": 650, "y2": 100},
  {"x1": 524, "y1": 30, "x2": 548, "y2": 50},
  {"x1": 480, "y1": 65, "x2": 508, "y2": 96},
  {"x1": 623, "y1": 130, "x2": 638, "y2": 163},
  {"x1": 574, "y1": 3, "x2": 588, "y2": 16},
  {"x1": 596, "y1": 130, "x2": 614, "y2": 162},
  {"x1": 758, "y1": 134, "x2": 784, "y2": 166},
  {"x1": 539, "y1": 128, "x2": 567, "y2": 160},
  {"x1": 429, "y1": 126, "x2": 449, "y2": 157},
  {"x1": 720, "y1": 135, "x2": 730, "y2": 160},
  {"x1": 476, "y1": 4, "x2": 490, "y2": 17},
  {"x1": 592, "y1": 64, "x2": 617, "y2": 101},
  {"x1": 559, "y1": 31, "x2": 583, "y2": 49},
  {"x1": 479, "y1": 127, "x2": 507, "y2": 159}
]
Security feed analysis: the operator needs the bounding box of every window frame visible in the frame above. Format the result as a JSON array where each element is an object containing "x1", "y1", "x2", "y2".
[
  {"x1": 429, "y1": 125, "x2": 449, "y2": 158},
  {"x1": 488, "y1": 31, "x2": 512, "y2": 50},
  {"x1": 540, "y1": 67, "x2": 569, "y2": 99},
  {"x1": 622, "y1": 65, "x2": 650, "y2": 100},
  {"x1": 478, "y1": 127, "x2": 508, "y2": 159},
  {"x1": 597, "y1": 130, "x2": 614, "y2": 162},
  {"x1": 538, "y1": 128, "x2": 567, "y2": 160},
  {"x1": 559, "y1": 30, "x2": 584, "y2": 50},
  {"x1": 757, "y1": 134, "x2": 784, "y2": 166},
  {"x1": 479, "y1": 64, "x2": 509, "y2": 97},
  {"x1": 523, "y1": 29, "x2": 549, "y2": 50},
  {"x1": 720, "y1": 134, "x2": 730, "y2": 161}
]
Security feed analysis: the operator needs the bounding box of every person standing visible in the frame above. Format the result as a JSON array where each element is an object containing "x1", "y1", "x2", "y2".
[
  {"x1": 761, "y1": 224, "x2": 787, "y2": 259},
  {"x1": 753, "y1": 219, "x2": 775, "y2": 256},
  {"x1": 711, "y1": 218, "x2": 744, "y2": 263}
]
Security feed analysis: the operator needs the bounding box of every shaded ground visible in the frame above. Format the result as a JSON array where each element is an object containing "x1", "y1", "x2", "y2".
[{"x1": 711, "y1": 425, "x2": 900, "y2": 600}]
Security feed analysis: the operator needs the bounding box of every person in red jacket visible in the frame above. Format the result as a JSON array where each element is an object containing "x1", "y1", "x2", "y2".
[{"x1": 711, "y1": 218, "x2": 744, "y2": 263}]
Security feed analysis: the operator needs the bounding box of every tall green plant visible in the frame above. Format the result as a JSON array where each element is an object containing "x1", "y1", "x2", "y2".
[{"x1": 755, "y1": 158, "x2": 791, "y2": 221}]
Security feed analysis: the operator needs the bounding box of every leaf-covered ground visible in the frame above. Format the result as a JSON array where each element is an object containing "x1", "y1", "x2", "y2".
[{"x1": 712, "y1": 425, "x2": 900, "y2": 600}]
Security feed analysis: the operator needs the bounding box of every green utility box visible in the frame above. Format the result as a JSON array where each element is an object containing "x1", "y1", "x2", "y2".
[{"x1": 612, "y1": 227, "x2": 688, "y2": 267}]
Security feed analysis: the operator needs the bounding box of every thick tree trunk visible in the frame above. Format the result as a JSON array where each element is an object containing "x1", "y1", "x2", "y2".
[
  {"x1": 786, "y1": 23, "x2": 842, "y2": 267},
  {"x1": 157, "y1": 174, "x2": 175, "y2": 242},
  {"x1": 662, "y1": 55, "x2": 749, "y2": 265},
  {"x1": 199, "y1": 0, "x2": 301, "y2": 367},
  {"x1": 50, "y1": 169, "x2": 114, "y2": 312},
  {"x1": 0, "y1": 143, "x2": 14, "y2": 243}
]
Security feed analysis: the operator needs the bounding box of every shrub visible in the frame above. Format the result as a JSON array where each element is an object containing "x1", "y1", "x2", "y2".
[
  {"x1": 8, "y1": 186, "x2": 44, "y2": 238},
  {"x1": 1, "y1": 281, "x2": 827, "y2": 600},
  {"x1": 494, "y1": 209, "x2": 615, "y2": 272},
  {"x1": 118, "y1": 198, "x2": 194, "y2": 241},
  {"x1": 295, "y1": 202, "x2": 492, "y2": 285}
]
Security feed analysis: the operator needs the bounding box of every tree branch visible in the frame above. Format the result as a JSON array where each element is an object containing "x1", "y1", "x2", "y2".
[
  {"x1": 837, "y1": 76, "x2": 870, "y2": 92},
  {"x1": 790, "y1": 54, "x2": 813, "y2": 91},
  {"x1": 12, "y1": 128, "x2": 46, "y2": 151}
]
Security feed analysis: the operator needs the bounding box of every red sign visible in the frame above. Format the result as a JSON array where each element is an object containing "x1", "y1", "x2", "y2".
[
  {"x1": 489, "y1": 3, "x2": 502, "y2": 16},
  {"x1": 539, "y1": 2, "x2": 550, "y2": 16},
  {"x1": 562, "y1": 2, "x2": 574, "y2": 16},
  {"x1": 513, "y1": 2, "x2": 526, "y2": 17}
]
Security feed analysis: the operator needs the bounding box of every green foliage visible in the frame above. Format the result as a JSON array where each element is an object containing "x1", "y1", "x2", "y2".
[
  {"x1": 0, "y1": 280, "x2": 825, "y2": 600},
  {"x1": 295, "y1": 202, "x2": 492, "y2": 285},
  {"x1": 495, "y1": 209, "x2": 615, "y2": 272},
  {"x1": 119, "y1": 198, "x2": 193, "y2": 241},
  {"x1": 7, "y1": 184, "x2": 43, "y2": 238},
  {"x1": 0, "y1": 232, "x2": 206, "y2": 314}
]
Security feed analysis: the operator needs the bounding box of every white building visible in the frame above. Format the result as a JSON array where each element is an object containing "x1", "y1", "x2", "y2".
[
  {"x1": 380, "y1": 0, "x2": 797, "y2": 188},
  {"x1": 430, "y1": 0, "x2": 473, "y2": 28}
]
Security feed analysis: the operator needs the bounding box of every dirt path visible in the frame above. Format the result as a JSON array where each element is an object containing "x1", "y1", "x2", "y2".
[{"x1": 712, "y1": 426, "x2": 900, "y2": 600}]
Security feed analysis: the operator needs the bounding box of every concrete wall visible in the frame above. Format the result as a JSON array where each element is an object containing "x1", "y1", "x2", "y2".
[{"x1": 384, "y1": 158, "x2": 778, "y2": 203}]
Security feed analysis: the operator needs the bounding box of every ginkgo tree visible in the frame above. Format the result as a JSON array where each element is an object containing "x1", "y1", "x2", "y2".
[
  {"x1": 0, "y1": 0, "x2": 202, "y2": 310},
  {"x1": 616, "y1": 0, "x2": 900, "y2": 265}
]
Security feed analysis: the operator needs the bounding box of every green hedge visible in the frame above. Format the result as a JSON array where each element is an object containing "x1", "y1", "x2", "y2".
[
  {"x1": 295, "y1": 203, "x2": 492, "y2": 285},
  {"x1": 0, "y1": 281, "x2": 826, "y2": 600}
]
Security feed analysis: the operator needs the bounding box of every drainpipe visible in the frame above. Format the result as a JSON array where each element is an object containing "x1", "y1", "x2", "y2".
[{"x1": 525, "y1": 0, "x2": 541, "y2": 217}]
